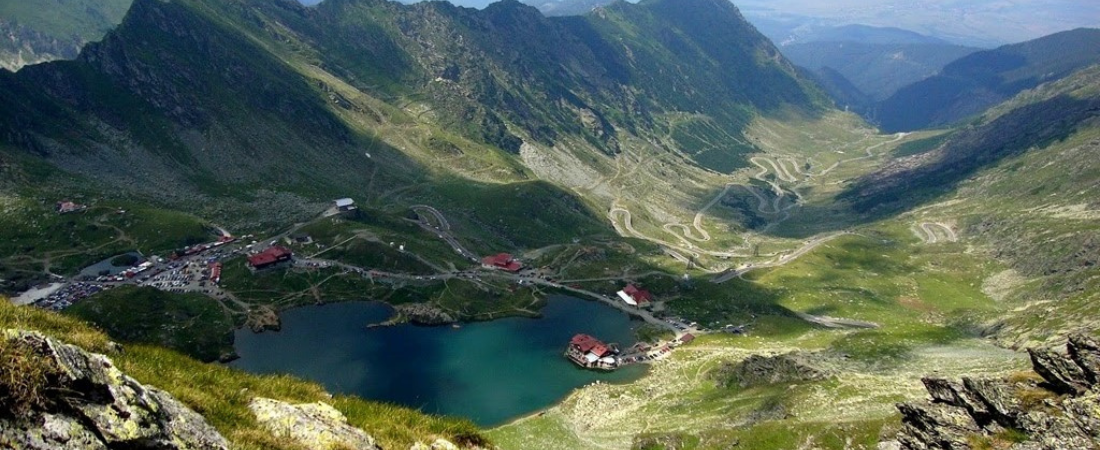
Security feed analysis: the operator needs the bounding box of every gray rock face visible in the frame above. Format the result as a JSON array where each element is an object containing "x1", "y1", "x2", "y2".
[
  {"x1": 249, "y1": 397, "x2": 381, "y2": 450},
  {"x1": 890, "y1": 334, "x2": 1100, "y2": 450},
  {"x1": 1069, "y1": 334, "x2": 1100, "y2": 384},
  {"x1": 1028, "y1": 348, "x2": 1090, "y2": 395},
  {"x1": 714, "y1": 352, "x2": 831, "y2": 388},
  {"x1": 0, "y1": 330, "x2": 229, "y2": 450}
]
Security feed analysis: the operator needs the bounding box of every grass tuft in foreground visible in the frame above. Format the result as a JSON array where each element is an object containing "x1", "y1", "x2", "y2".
[{"x1": 0, "y1": 297, "x2": 485, "y2": 449}]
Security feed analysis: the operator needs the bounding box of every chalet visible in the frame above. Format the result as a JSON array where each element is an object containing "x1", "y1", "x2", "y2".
[
  {"x1": 335, "y1": 198, "x2": 357, "y2": 212},
  {"x1": 481, "y1": 253, "x2": 523, "y2": 272},
  {"x1": 248, "y1": 246, "x2": 293, "y2": 271},
  {"x1": 616, "y1": 284, "x2": 654, "y2": 307},
  {"x1": 565, "y1": 334, "x2": 619, "y2": 370}
]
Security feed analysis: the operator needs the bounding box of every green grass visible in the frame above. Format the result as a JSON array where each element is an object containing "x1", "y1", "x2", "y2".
[
  {"x1": 219, "y1": 258, "x2": 380, "y2": 308},
  {"x1": 64, "y1": 286, "x2": 235, "y2": 363},
  {"x1": 891, "y1": 130, "x2": 953, "y2": 157},
  {"x1": 0, "y1": 298, "x2": 485, "y2": 450},
  {"x1": 421, "y1": 180, "x2": 611, "y2": 253}
]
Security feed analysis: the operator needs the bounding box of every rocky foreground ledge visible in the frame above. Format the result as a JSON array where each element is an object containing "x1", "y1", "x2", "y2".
[
  {"x1": 0, "y1": 330, "x2": 229, "y2": 450},
  {"x1": 0, "y1": 330, "x2": 482, "y2": 450},
  {"x1": 885, "y1": 334, "x2": 1100, "y2": 450}
]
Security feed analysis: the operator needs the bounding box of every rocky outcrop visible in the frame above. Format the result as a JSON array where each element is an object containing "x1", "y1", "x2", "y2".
[
  {"x1": 369, "y1": 303, "x2": 458, "y2": 327},
  {"x1": 713, "y1": 352, "x2": 831, "y2": 388},
  {"x1": 887, "y1": 333, "x2": 1100, "y2": 450},
  {"x1": 409, "y1": 438, "x2": 465, "y2": 450},
  {"x1": 248, "y1": 397, "x2": 381, "y2": 450},
  {"x1": 0, "y1": 330, "x2": 229, "y2": 450}
]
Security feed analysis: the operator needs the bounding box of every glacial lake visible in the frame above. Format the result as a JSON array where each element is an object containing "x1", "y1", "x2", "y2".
[{"x1": 231, "y1": 296, "x2": 648, "y2": 426}]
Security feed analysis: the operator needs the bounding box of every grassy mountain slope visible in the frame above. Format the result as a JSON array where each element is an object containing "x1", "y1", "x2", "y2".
[
  {"x1": 0, "y1": 0, "x2": 837, "y2": 276},
  {"x1": 0, "y1": 0, "x2": 132, "y2": 70},
  {"x1": 844, "y1": 65, "x2": 1100, "y2": 347},
  {"x1": 874, "y1": 28, "x2": 1100, "y2": 132}
]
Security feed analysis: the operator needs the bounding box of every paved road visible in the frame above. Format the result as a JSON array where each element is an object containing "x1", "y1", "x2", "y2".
[
  {"x1": 913, "y1": 222, "x2": 958, "y2": 244},
  {"x1": 811, "y1": 132, "x2": 908, "y2": 177},
  {"x1": 411, "y1": 205, "x2": 479, "y2": 262},
  {"x1": 711, "y1": 232, "x2": 848, "y2": 284}
]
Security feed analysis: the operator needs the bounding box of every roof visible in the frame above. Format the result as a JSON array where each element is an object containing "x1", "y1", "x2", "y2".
[
  {"x1": 570, "y1": 334, "x2": 613, "y2": 357},
  {"x1": 680, "y1": 333, "x2": 696, "y2": 343},
  {"x1": 617, "y1": 290, "x2": 638, "y2": 306},
  {"x1": 482, "y1": 253, "x2": 522, "y2": 272},
  {"x1": 248, "y1": 246, "x2": 293, "y2": 267},
  {"x1": 623, "y1": 284, "x2": 653, "y2": 303},
  {"x1": 335, "y1": 198, "x2": 355, "y2": 207}
]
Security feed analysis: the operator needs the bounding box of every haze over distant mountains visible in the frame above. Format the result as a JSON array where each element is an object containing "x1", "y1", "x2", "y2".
[{"x1": 323, "y1": 0, "x2": 1099, "y2": 48}]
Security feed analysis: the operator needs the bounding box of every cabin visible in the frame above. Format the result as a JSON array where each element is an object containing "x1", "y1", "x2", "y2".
[
  {"x1": 334, "y1": 198, "x2": 357, "y2": 212},
  {"x1": 616, "y1": 284, "x2": 654, "y2": 307},
  {"x1": 248, "y1": 246, "x2": 293, "y2": 271},
  {"x1": 481, "y1": 253, "x2": 523, "y2": 272},
  {"x1": 565, "y1": 334, "x2": 619, "y2": 370}
]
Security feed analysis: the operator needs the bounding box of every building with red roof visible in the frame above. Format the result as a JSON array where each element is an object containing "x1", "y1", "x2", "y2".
[
  {"x1": 481, "y1": 253, "x2": 523, "y2": 272},
  {"x1": 209, "y1": 262, "x2": 222, "y2": 284},
  {"x1": 617, "y1": 283, "x2": 654, "y2": 307},
  {"x1": 248, "y1": 246, "x2": 293, "y2": 270},
  {"x1": 565, "y1": 334, "x2": 619, "y2": 370}
]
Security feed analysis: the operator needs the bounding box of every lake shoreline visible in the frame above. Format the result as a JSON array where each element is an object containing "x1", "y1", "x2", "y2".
[{"x1": 231, "y1": 296, "x2": 649, "y2": 426}]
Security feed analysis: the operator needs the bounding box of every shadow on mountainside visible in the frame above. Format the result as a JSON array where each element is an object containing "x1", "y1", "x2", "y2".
[{"x1": 719, "y1": 94, "x2": 1100, "y2": 240}]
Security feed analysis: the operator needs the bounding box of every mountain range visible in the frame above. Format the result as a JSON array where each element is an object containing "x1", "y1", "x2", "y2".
[
  {"x1": 873, "y1": 28, "x2": 1100, "y2": 131},
  {"x1": 0, "y1": 0, "x2": 132, "y2": 71},
  {"x1": 0, "y1": 0, "x2": 822, "y2": 227}
]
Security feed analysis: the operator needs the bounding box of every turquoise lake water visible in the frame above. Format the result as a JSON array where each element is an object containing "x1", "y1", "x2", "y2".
[{"x1": 231, "y1": 296, "x2": 647, "y2": 426}]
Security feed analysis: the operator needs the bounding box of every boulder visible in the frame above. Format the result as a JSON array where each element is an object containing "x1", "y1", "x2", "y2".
[
  {"x1": 1028, "y1": 348, "x2": 1090, "y2": 395},
  {"x1": 410, "y1": 438, "x2": 462, "y2": 450},
  {"x1": 1068, "y1": 334, "x2": 1100, "y2": 384},
  {"x1": 961, "y1": 377, "x2": 1027, "y2": 429},
  {"x1": 922, "y1": 378, "x2": 993, "y2": 424},
  {"x1": 895, "y1": 401, "x2": 980, "y2": 450},
  {"x1": 249, "y1": 397, "x2": 381, "y2": 450},
  {"x1": 714, "y1": 352, "x2": 830, "y2": 388},
  {"x1": 0, "y1": 330, "x2": 229, "y2": 450}
]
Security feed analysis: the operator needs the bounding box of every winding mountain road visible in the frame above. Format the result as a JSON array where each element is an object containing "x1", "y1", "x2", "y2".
[
  {"x1": 710, "y1": 232, "x2": 848, "y2": 284},
  {"x1": 810, "y1": 132, "x2": 908, "y2": 178},
  {"x1": 912, "y1": 222, "x2": 958, "y2": 244}
]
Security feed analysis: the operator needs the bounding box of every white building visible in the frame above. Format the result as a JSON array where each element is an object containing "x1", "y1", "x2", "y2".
[{"x1": 335, "y1": 198, "x2": 356, "y2": 211}]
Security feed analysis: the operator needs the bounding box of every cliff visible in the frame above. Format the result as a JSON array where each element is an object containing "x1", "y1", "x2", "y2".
[{"x1": 886, "y1": 334, "x2": 1100, "y2": 449}]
